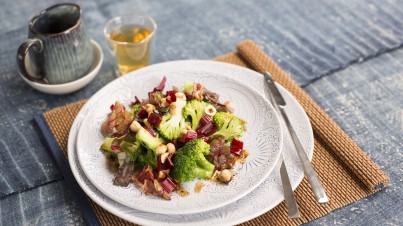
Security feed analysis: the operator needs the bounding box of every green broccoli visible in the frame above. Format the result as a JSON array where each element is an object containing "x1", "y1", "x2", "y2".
[
  {"x1": 100, "y1": 133, "x2": 146, "y2": 162},
  {"x1": 136, "y1": 127, "x2": 163, "y2": 150},
  {"x1": 135, "y1": 127, "x2": 163, "y2": 169},
  {"x1": 119, "y1": 140, "x2": 143, "y2": 162},
  {"x1": 157, "y1": 98, "x2": 186, "y2": 140},
  {"x1": 211, "y1": 112, "x2": 245, "y2": 141},
  {"x1": 138, "y1": 148, "x2": 157, "y2": 169},
  {"x1": 183, "y1": 99, "x2": 209, "y2": 130},
  {"x1": 170, "y1": 139, "x2": 215, "y2": 182}
]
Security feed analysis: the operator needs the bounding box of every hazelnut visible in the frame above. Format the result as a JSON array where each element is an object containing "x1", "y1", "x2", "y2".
[
  {"x1": 194, "y1": 90, "x2": 204, "y2": 101},
  {"x1": 205, "y1": 105, "x2": 217, "y2": 116},
  {"x1": 224, "y1": 101, "x2": 235, "y2": 113},
  {"x1": 217, "y1": 169, "x2": 233, "y2": 183},
  {"x1": 169, "y1": 102, "x2": 177, "y2": 114},
  {"x1": 143, "y1": 119, "x2": 151, "y2": 128},
  {"x1": 185, "y1": 122, "x2": 192, "y2": 130},
  {"x1": 166, "y1": 143, "x2": 176, "y2": 153},
  {"x1": 145, "y1": 104, "x2": 156, "y2": 115},
  {"x1": 156, "y1": 144, "x2": 167, "y2": 155},
  {"x1": 175, "y1": 92, "x2": 187, "y2": 101},
  {"x1": 160, "y1": 152, "x2": 170, "y2": 163},
  {"x1": 180, "y1": 128, "x2": 188, "y2": 135}
]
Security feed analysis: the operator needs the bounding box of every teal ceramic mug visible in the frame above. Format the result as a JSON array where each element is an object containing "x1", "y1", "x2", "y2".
[{"x1": 17, "y1": 3, "x2": 93, "y2": 84}]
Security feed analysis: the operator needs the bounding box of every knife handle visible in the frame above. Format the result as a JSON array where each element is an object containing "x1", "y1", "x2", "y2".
[{"x1": 279, "y1": 107, "x2": 329, "y2": 204}]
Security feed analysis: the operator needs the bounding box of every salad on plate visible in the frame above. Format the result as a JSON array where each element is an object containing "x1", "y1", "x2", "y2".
[{"x1": 99, "y1": 77, "x2": 248, "y2": 200}]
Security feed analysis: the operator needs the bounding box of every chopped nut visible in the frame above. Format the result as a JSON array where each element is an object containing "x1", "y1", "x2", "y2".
[
  {"x1": 156, "y1": 144, "x2": 167, "y2": 155},
  {"x1": 241, "y1": 119, "x2": 247, "y2": 131},
  {"x1": 145, "y1": 104, "x2": 156, "y2": 115},
  {"x1": 175, "y1": 92, "x2": 186, "y2": 101},
  {"x1": 180, "y1": 128, "x2": 188, "y2": 135},
  {"x1": 185, "y1": 121, "x2": 192, "y2": 130},
  {"x1": 158, "y1": 169, "x2": 170, "y2": 179},
  {"x1": 194, "y1": 181, "x2": 205, "y2": 193},
  {"x1": 143, "y1": 119, "x2": 151, "y2": 128},
  {"x1": 129, "y1": 121, "x2": 142, "y2": 132},
  {"x1": 158, "y1": 171, "x2": 166, "y2": 179},
  {"x1": 194, "y1": 91, "x2": 203, "y2": 101},
  {"x1": 205, "y1": 105, "x2": 217, "y2": 116},
  {"x1": 154, "y1": 179, "x2": 163, "y2": 193},
  {"x1": 162, "y1": 192, "x2": 171, "y2": 200},
  {"x1": 217, "y1": 169, "x2": 233, "y2": 183},
  {"x1": 166, "y1": 143, "x2": 176, "y2": 153},
  {"x1": 176, "y1": 184, "x2": 189, "y2": 197},
  {"x1": 160, "y1": 152, "x2": 170, "y2": 163},
  {"x1": 224, "y1": 101, "x2": 235, "y2": 113},
  {"x1": 172, "y1": 86, "x2": 179, "y2": 92},
  {"x1": 169, "y1": 102, "x2": 177, "y2": 114}
]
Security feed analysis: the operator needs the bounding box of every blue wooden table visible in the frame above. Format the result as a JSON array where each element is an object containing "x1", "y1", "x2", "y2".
[{"x1": 1, "y1": 0, "x2": 401, "y2": 225}]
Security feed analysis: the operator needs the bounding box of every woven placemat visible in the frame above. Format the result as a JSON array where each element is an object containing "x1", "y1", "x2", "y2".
[{"x1": 39, "y1": 40, "x2": 389, "y2": 226}]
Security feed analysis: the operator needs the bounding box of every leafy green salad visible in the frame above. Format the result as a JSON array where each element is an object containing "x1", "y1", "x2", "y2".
[{"x1": 99, "y1": 77, "x2": 247, "y2": 200}]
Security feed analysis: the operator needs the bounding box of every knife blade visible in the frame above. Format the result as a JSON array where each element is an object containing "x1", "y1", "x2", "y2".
[
  {"x1": 263, "y1": 71, "x2": 329, "y2": 204},
  {"x1": 279, "y1": 155, "x2": 300, "y2": 219}
]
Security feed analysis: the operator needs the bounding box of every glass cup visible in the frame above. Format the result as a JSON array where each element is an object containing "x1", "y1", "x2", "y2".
[{"x1": 104, "y1": 14, "x2": 157, "y2": 76}]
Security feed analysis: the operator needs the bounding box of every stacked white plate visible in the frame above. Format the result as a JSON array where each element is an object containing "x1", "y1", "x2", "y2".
[{"x1": 68, "y1": 60, "x2": 314, "y2": 225}]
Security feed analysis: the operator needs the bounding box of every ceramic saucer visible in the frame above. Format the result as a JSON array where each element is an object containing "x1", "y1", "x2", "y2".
[{"x1": 20, "y1": 39, "x2": 103, "y2": 95}]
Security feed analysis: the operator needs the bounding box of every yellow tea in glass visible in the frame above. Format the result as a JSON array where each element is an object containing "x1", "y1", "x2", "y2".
[{"x1": 104, "y1": 15, "x2": 157, "y2": 75}]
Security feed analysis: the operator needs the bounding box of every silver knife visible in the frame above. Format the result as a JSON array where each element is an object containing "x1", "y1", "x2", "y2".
[
  {"x1": 263, "y1": 71, "x2": 329, "y2": 204},
  {"x1": 266, "y1": 81, "x2": 300, "y2": 219},
  {"x1": 279, "y1": 155, "x2": 300, "y2": 219}
]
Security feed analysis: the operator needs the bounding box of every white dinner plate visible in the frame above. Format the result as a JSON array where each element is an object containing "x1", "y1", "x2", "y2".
[
  {"x1": 68, "y1": 60, "x2": 314, "y2": 225},
  {"x1": 76, "y1": 64, "x2": 283, "y2": 214}
]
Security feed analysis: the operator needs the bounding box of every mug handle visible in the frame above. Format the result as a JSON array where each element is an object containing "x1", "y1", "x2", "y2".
[{"x1": 16, "y1": 38, "x2": 48, "y2": 84}]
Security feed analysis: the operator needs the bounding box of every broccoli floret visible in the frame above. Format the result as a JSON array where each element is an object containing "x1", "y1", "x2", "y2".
[
  {"x1": 170, "y1": 139, "x2": 215, "y2": 182},
  {"x1": 157, "y1": 98, "x2": 186, "y2": 140},
  {"x1": 135, "y1": 128, "x2": 163, "y2": 169},
  {"x1": 183, "y1": 100, "x2": 209, "y2": 130},
  {"x1": 138, "y1": 148, "x2": 157, "y2": 169},
  {"x1": 136, "y1": 127, "x2": 163, "y2": 150},
  {"x1": 100, "y1": 134, "x2": 146, "y2": 163},
  {"x1": 119, "y1": 140, "x2": 143, "y2": 162},
  {"x1": 211, "y1": 112, "x2": 245, "y2": 141}
]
